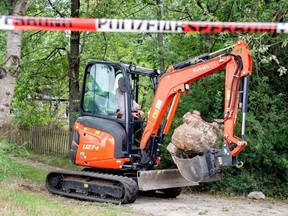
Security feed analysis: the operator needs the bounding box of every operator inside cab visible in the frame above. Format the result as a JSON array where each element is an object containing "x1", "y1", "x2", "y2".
[
  {"x1": 116, "y1": 77, "x2": 144, "y2": 119},
  {"x1": 82, "y1": 62, "x2": 144, "y2": 122},
  {"x1": 80, "y1": 61, "x2": 159, "y2": 150}
]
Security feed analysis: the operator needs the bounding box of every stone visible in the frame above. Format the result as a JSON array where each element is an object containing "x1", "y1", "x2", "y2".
[
  {"x1": 248, "y1": 191, "x2": 266, "y2": 200},
  {"x1": 171, "y1": 110, "x2": 220, "y2": 154}
]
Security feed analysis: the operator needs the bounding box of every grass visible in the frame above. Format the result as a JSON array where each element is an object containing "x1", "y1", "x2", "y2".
[
  {"x1": 0, "y1": 139, "x2": 131, "y2": 216},
  {"x1": 0, "y1": 182, "x2": 128, "y2": 216},
  {"x1": 0, "y1": 158, "x2": 47, "y2": 183},
  {"x1": 0, "y1": 139, "x2": 80, "y2": 170},
  {"x1": 0, "y1": 141, "x2": 47, "y2": 183}
]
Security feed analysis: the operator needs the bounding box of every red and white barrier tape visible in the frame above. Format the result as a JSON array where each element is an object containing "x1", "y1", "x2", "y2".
[{"x1": 0, "y1": 16, "x2": 287, "y2": 33}]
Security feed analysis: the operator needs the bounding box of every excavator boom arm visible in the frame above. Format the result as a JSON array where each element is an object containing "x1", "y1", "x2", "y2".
[{"x1": 140, "y1": 40, "x2": 252, "y2": 157}]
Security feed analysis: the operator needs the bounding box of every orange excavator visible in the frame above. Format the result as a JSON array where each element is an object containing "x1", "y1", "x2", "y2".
[{"x1": 46, "y1": 40, "x2": 252, "y2": 204}]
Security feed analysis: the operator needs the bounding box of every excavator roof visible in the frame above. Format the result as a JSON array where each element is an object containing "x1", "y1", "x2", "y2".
[
  {"x1": 122, "y1": 63, "x2": 161, "y2": 77},
  {"x1": 86, "y1": 60, "x2": 161, "y2": 77}
]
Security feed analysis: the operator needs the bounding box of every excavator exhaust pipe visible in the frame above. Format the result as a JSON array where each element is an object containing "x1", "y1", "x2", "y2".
[{"x1": 167, "y1": 143, "x2": 233, "y2": 183}]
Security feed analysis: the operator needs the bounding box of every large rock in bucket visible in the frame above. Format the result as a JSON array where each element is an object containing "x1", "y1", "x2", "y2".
[{"x1": 169, "y1": 110, "x2": 220, "y2": 155}]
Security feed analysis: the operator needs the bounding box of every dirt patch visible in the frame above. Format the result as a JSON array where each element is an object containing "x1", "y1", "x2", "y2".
[
  {"x1": 16, "y1": 179, "x2": 47, "y2": 194},
  {"x1": 131, "y1": 193, "x2": 288, "y2": 216},
  {"x1": 0, "y1": 201, "x2": 5, "y2": 210},
  {"x1": 11, "y1": 176, "x2": 288, "y2": 216},
  {"x1": 7, "y1": 156, "x2": 288, "y2": 216}
]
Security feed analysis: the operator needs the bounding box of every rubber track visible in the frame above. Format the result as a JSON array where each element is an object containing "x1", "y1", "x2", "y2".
[{"x1": 46, "y1": 170, "x2": 138, "y2": 204}]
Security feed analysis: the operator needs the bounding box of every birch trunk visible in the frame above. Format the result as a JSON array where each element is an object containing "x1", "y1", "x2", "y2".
[{"x1": 0, "y1": 0, "x2": 35, "y2": 127}]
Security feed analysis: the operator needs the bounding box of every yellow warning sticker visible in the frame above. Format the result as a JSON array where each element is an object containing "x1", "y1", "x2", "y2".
[
  {"x1": 83, "y1": 183, "x2": 88, "y2": 188},
  {"x1": 226, "y1": 90, "x2": 231, "y2": 101},
  {"x1": 152, "y1": 109, "x2": 160, "y2": 119},
  {"x1": 95, "y1": 130, "x2": 100, "y2": 135}
]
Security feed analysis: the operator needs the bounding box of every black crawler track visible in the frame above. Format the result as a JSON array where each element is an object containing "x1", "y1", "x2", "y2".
[{"x1": 46, "y1": 170, "x2": 138, "y2": 204}]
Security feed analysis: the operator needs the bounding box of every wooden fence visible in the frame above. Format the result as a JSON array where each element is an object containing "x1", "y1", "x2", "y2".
[{"x1": 0, "y1": 124, "x2": 70, "y2": 155}]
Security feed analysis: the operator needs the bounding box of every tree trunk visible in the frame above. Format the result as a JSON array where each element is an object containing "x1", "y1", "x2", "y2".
[
  {"x1": 157, "y1": 0, "x2": 164, "y2": 72},
  {"x1": 0, "y1": 0, "x2": 35, "y2": 127},
  {"x1": 68, "y1": 0, "x2": 81, "y2": 145}
]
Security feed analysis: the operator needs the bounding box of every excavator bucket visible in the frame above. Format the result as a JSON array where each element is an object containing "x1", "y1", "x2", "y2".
[
  {"x1": 171, "y1": 154, "x2": 209, "y2": 183},
  {"x1": 167, "y1": 143, "x2": 233, "y2": 183}
]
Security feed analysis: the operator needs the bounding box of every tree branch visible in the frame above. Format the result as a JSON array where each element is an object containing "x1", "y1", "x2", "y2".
[
  {"x1": 128, "y1": 4, "x2": 149, "y2": 18},
  {"x1": 26, "y1": 0, "x2": 36, "y2": 10},
  {"x1": 43, "y1": 47, "x2": 68, "y2": 60},
  {"x1": 101, "y1": 33, "x2": 108, "y2": 60},
  {"x1": 47, "y1": 0, "x2": 65, "y2": 17},
  {"x1": 195, "y1": 0, "x2": 204, "y2": 10}
]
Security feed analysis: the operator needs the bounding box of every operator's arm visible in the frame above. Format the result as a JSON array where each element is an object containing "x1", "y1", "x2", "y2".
[{"x1": 132, "y1": 101, "x2": 144, "y2": 119}]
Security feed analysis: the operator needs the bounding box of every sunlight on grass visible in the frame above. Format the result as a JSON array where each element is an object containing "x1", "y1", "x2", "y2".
[
  {"x1": 0, "y1": 147, "x2": 47, "y2": 183},
  {"x1": 0, "y1": 139, "x2": 80, "y2": 170},
  {"x1": 0, "y1": 140, "x2": 132, "y2": 216}
]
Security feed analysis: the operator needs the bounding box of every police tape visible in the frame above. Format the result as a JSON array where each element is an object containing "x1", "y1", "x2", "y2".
[{"x1": 0, "y1": 16, "x2": 288, "y2": 33}]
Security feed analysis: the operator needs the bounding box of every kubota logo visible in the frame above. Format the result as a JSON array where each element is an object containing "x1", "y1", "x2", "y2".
[{"x1": 192, "y1": 65, "x2": 210, "y2": 73}]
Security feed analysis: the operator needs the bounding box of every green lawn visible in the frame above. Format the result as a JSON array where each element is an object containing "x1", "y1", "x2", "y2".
[{"x1": 0, "y1": 140, "x2": 131, "y2": 216}]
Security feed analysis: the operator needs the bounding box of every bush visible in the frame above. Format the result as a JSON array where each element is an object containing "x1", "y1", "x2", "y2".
[{"x1": 161, "y1": 75, "x2": 288, "y2": 199}]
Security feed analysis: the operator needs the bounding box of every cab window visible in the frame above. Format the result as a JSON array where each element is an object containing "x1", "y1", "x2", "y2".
[{"x1": 83, "y1": 63, "x2": 124, "y2": 119}]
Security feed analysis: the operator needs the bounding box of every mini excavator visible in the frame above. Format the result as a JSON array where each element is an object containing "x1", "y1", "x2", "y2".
[{"x1": 46, "y1": 40, "x2": 252, "y2": 204}]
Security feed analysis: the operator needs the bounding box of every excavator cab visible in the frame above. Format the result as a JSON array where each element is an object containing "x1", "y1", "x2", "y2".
[{"x1": 69, "y1": 60, "x2": 160, "y2": 169}]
